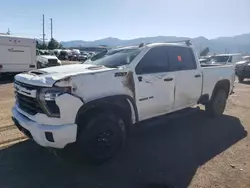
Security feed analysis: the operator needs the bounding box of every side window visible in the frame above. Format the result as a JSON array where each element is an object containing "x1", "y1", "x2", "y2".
[
  {"x1": 228, "y1": 56, "x2": 232, "y2": 63},
  {"x1": 135, "y1": 47, "x2": 169, "y2": 74},
  {"x1": 167, "y1": 47, "x2": 197, "y2": 71}
]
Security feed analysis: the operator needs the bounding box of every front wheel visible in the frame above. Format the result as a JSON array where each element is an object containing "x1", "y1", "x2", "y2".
[
  {"x1": 77, "y1": 111, "x2": 126, "y2": 164},
  {"x1": 205, "y1": 89, "x2": 227, "y2": 117}
]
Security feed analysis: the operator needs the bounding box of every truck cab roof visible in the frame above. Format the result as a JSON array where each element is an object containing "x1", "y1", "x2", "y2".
[
  {"x1": 215, "y1": 53, "x2": 241, "y2": 56},
  {"x1": 146, "y1": 42, "x2": 191, "y2": 48}
]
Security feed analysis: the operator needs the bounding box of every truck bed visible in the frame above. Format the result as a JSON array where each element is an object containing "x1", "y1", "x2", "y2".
[
  {"x1": 201, "y1": 64, "x2": 225, "y2": 67},
  {"x1": 202, "y1": 64, "x2": 235, "y2": 99}
]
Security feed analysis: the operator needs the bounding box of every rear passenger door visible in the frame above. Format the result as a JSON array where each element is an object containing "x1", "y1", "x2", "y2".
[{"x1": 167, "y1": 47, "x2": 202, "y2": 110}]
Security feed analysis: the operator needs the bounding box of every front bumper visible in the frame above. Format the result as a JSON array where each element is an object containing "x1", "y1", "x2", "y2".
[
  {"x1": 235, "y1": 66, "x2": 250, "y2": 78},
  {"x1": 12, "y1": 106, "x2": 77, "y2": 148}
]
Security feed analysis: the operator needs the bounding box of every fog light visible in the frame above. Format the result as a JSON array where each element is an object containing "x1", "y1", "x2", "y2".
[{"x1": 45, "y1": 132, "x2": 54, "y2": 142}]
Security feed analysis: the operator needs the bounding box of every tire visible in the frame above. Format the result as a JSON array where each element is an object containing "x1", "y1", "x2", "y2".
[
  {"x1": 238, "y1": 76, "x2": 244, "y2": 83},
  {"x1": 77, "y1": 111, "x2": 126, "y2": 164},
  {"x1": 205, "y1": 89, "x2": 227, "y2": 117}
]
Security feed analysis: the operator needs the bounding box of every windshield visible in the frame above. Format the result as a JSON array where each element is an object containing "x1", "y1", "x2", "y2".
[
  {"x1": 84, "y1": 48, "x2": 141, "y2": 68},
  {"x1": 80, "y1": 51, "x2": 88, "y2": 55},
  {"x1": 60, "y1": 51, "x2": 68, "y2": 55},
  {"x1": 243, "y1": 56, "x2": 250, "y2": 61},
  {"x1": 39, "y1": 51, "x2": 55, "y2": 56},
  {"x1": 213, "y1": 56, "x2": 230, "y2": 63}
]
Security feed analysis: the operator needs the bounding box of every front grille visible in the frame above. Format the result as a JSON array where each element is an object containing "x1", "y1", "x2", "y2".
[
  {"x1": 14, "y1": 80, "x2": 43, "y2": 116},
  {"x1": 48, "y1": 59, "x2": 59, "y2": 66},
  {"x1": 244, "y1": 66, "x2": 250, "y2": 70},
  {"x1": 14, "y1": 80, "x2": 40, "y2": 90},
  {"x1": 16, "y1": 93, "x2": 43, "y2": 115},
  {"x1": 14, "y1": 80, "x2": 60, "y2": 117}
]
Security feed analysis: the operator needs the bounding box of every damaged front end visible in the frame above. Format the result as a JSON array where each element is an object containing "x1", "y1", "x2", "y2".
[
  {"x1": 12, "y1": 78, "x2": 83, "y2": 148},
  {"x1": 13, "y1": 77, "x2": 83, "y2": 126}
]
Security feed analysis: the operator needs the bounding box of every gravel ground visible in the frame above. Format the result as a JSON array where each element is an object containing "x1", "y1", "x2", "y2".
[{"x1": 0, "y1": 72, "x2": 249, "y2": 188}]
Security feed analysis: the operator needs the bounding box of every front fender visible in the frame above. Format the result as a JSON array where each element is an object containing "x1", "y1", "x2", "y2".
[{"x1": 75, "y1": 95, "x2": 139, "y2": 125}]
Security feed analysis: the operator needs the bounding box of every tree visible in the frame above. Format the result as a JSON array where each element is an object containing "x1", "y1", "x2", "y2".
[
  {"x1": 36, "y1": 40, "x2": 47, "y2": 49},
  {"x1": 200, "y1": 47, "x2": 210, "y2": 57},
  {"x1": 48, "y1": 38, "x2": 62, "y2": 50},
  {"x1": 58, "y1": 43, "x2": 63, "y2": 49}
]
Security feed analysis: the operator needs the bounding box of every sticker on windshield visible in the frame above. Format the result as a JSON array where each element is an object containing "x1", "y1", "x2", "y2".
[{"x1": 177, "y1": 56, "x2": 182, "y2": 62}]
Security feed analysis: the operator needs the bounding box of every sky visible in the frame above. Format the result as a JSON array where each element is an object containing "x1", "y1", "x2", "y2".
[{"x1": 0, "y1": 0, "x2": 249, "y2": 41}]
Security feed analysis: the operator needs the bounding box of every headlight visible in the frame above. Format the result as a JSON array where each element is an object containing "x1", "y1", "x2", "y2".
[
  {"x1": 40, "y1": 61, "x2": 49, "y2": 68},
  {"x1": 38, "y1": 87, "x2": 71, "y2": 117},
  {"x1": 41, "y1": 60, "x2": 49, "y2": 64}
]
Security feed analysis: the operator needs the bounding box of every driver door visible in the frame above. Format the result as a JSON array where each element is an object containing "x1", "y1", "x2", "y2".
[{"x1": 134, "y1": 46, "x2": 175, "y2": 121}]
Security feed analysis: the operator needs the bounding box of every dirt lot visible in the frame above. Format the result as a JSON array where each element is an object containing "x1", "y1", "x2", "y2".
[{"x1": 0, "y1": 75, "x2": 249, "y2": 188}]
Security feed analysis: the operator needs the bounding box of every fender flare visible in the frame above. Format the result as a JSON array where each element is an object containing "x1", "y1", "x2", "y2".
[
  {"x1": 75, "y1": 94, "x2": 139, "y2": 125},
  {"x1": 211, "y1": 79, "x2": 230, "y2": 100}
]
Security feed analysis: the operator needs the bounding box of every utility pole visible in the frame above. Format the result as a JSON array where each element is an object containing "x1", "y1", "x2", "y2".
[
  {"x1": 50, "y1": 18, "x2": 53, "y2": 39},
  {"x1": 42, "y1": 14, "x2": 45, "y2": 46}
]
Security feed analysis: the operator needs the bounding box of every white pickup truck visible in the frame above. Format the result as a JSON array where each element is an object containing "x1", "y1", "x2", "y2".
[
  {"x1": 12, "y1": 42, "x2": 235, "y2": 163},
  {"x1": 36, "y1": 50, "x2": 62, "y2": 68}
]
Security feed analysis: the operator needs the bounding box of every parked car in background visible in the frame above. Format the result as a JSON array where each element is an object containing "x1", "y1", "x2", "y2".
[
  {"x1": 235, "y1": 56, "x2": 250, "y2": 82},
  {"x1": 211, "y1": 53, "x2": 242, "y2": 65},
  {"x1": 0, "y1": 35, "x2": 36, "y2": 76},
  {"x1": 52, "y1": 49, "x2": 62, "y2": 57},
  {"x1": 87, "y1": 52, "x2": 96, "y2": 58},
  {"x1": 58, "y1": 50, "x2": 71, "y2": 60},
  {"x1": 78, "y1": 51, "x2": 89, "y2": 61},
  {"x1": 199, "y1": 58, "x2": 209, "y2": 65},
  {"x1": 12, "y1": 41, "x2": 235, "y2": 163},
  {"x1": 36, "y1": 50, "x2": 62, "y2": 68},
  {"x1": 199, "y1": 55, "x2": 214, "y2": 65},
  {"x1": 71, "y1": 49, "x2": 81, "y2": 61}
]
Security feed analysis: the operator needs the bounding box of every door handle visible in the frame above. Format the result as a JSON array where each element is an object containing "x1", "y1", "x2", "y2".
[
  {"x1": 164, "y1": 78, "x2": 173, "y2": 82},
  {"x1": 194, "y1": 74, "x2": 201, "y2": 78}
]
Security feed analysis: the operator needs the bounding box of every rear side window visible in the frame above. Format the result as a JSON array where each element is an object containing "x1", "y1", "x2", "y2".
[
  {"x1": 135, "y1": 47, "x2": 169, "y2": 74},
  {"x1": 167, "y1": 47, "x2": 197, "y2": 71}
]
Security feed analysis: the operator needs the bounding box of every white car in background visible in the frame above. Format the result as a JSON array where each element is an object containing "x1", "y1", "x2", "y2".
[
  {"x1": 36, "y1": 50, "x2": 62, "y2": 68},
  {"x1": 211, "y1": 53, "x2": 242, "y2": 65}
]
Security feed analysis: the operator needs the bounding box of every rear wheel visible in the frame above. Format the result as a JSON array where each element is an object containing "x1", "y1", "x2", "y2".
[
  {"x1": 238, "y1": 76, "x2": 244, "y2": 83},
  {"x1": 205, "y1": 89, "x2": 227, "y2": 117},
  {"x1": 77, "y1": 111, "x2": 126, "y2": 164}
]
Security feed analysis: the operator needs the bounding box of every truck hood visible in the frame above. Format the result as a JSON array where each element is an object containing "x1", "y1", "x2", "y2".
[
  {"x1": 15, "y1": 64, "x2": 116, "y2": 87},
  {"x1": 39, "y1": 55, "x2": 58, "y2": 59},
  {"x1": 236, "y1": 60, "x2": 247, "y2": 65}
]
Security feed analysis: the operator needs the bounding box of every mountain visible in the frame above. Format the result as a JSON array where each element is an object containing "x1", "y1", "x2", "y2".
[{"x1": 61, "y1": 33, "x2": 250, "y2": 54}]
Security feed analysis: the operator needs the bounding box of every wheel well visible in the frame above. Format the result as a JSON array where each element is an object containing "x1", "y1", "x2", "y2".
[
  {"x1": 75, "y1": 97, "x2": 135, "y2": 135},
  {"x1": 211, "y1": 79, "x2": 230, "y2": 99}
]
